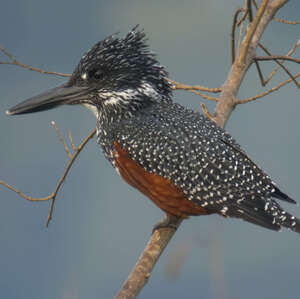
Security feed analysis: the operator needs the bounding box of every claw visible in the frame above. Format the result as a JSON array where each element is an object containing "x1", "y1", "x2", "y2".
[{"x1": 152, "y1": 215, "x2": 182, "y2": 234}]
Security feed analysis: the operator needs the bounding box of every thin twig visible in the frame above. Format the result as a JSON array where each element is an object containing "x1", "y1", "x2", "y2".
[
  {"x1": 258, "y1": 40, "x2": 300, "y2": 85},
  {"x1": 237, "y1": 72, "x2": 300, "y2": 104},
  {"x1": 254, "y1": 60, "x2": 266, "y2": 86},
  {"x1": 51, "y1": 121, "x2": 73, "y2": 159},
  {"x1": 68, "y1": 130, "x2": 78, "y2": 151},
  {"x1": 0, "y1": 128, "x2": 96, "y2": 226},
  {"x1": 200, "y1": 103, "x2": 216, "y2": 121},
  {"x1": 255, "y1": 55, "x2": 300, "y2": 64},
  {"x1": 188, "y1": 90, "x2": 219, "y2": 102},
  {"x1": 237, "y1": 8, "x2": 248, "y2": 26},
  {"x1": 168, "y1": 79, "x2": 220, "y2": 101},
  {"x1": 168, "y1": 78, "x2": 221, "y2": 93},
  {"x1": 246, "y1": 0, "x2": 267, "y2": 87},
  {"x1": 247, "y1": 0, "x2": 254, "y2": 22},
  {"x1": 237, "y1": 9, "x2": 246, "y2": 57},
  {"x1": 0, "y1": 44, "x2": 71, "y2": 77},
  {"x1": 46, "y1": 128, "x2": 96, "y2": 226},
  {"x1": 0, "y1": 181, "x2": 53, "y2": 201},
  {"x1": 251, "y1": 0, "x2": 258, "y2": 9},
  {"x1": 257, "y1": 43, "x2": 281, "y2": 86},
  {"x1": 232, "y1": 8, "x2": 245, "y2": 63},
  {"x1": 274, "y1": 18, "x2": 300, "y2": 24},
  {"x1": 256, "y1": 45, "x2": 300, "y2": 88}
]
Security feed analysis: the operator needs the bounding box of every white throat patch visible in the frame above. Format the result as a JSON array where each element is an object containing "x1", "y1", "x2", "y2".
[
  {"x1": 101, "y1": 82, "x2": 160, "y2": 107},
  {"x1": 82, "y1": 82, "x2": 161, "y2": 115},
  {"x1": 82, "y1": 103, "x2": 99, "y2": 117}
]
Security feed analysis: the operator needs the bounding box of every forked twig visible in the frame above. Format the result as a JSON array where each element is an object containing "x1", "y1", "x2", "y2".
[
  {"x1": 256, "y1": 41, "x2": 300, "y2": 86},
  {"x1": 168, "y1": 79, "x2": 220, "y2": 101},
  {"x1": 237, "y1": 72, "x2": 300, "y2": 104},
  {"x1": 1, "y1": 127, "x2": 96, "y2": 226},
  {"x1": 256, "y1": 51, "x2": 300, "y2": 89},
  {"x1": 51, "y1": 121, "x2": 73, "y2": 159}
]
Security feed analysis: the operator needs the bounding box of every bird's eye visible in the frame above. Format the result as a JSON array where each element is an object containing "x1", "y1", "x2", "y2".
[{"x1": 88, "y1": 69, "x2": 105, "y2": 80}]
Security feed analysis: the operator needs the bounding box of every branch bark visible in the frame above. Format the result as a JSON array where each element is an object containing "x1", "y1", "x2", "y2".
[
  {"x1": 214, "y1": 0, "x2": 288, "y2": 128},
  {"x1": 115, "y1": 220, "x2": 183, "y2": 299}
]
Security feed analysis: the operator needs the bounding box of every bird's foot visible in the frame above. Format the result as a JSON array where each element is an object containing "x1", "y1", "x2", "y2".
[{"x1": 152, "y1": 215, "x2": 182, "y2": 234}]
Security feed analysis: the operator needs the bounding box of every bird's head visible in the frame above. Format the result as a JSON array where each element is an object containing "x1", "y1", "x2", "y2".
[{"x1": 6, "y1": 27, "x2": 172, "y2": 120}]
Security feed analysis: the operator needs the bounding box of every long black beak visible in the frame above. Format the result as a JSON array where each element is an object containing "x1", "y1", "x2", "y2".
[{"x1": 6, "y1": 83, "x2": 90, "y2": 115}]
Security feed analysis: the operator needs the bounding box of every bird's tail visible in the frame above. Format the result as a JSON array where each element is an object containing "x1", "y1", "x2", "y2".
[
  {"x1": 276, "y1": 210, "x2": 300, "y2": 233},
  {"x1": 271, "y1": 187, "x2": 300, "y2": 233},
  {"x1": 227, "y1": 194, "x2": 300, "y2": 233}
]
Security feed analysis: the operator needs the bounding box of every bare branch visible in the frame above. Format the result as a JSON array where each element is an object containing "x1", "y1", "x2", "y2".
[
  {"x1": 51, "y1": 121, "x2": 73, "y2": 159},
  {"x1": 68, "y1": 130, "x2": 78, "y2": 151},
  {"x1": 0, "y1": 181, "x2": 53, "y2": 202},
  {"x1": 187, "y1": 90, "x2": 219, "y2": 101},
  {"x1": 251, "y1": 0, "x2": 259, "y2": 9},
  {"x1": 46, "y1": 129, "x2": 96, "y2": 226},
  {"x1": 168, "y1": 79, "x2": 220, "y2": 101},
  {"x1": 237, "y1": 8, "x2": 248, "y2": 26},
  {"x1": 237, "y1": 0, "x2": 269, "y2": 67},
  {"x1": 237, "y1": 72, "x2": 300, "y2": 104},
  {"x1": 254, "y1": 60, "x2": 266, "y2": 86},
  {"x1": 114, "y1": 220, "x2": 183, "y2": 299},
  {"x1": 0, "y1": 128, "x2": 96, "y2": 226},
  {"x1": 0, "y1": 44, "x2": 71, "y2": 77},
  {"x1": 200, "y1": 103, "x2": 216, "y2": 122},
  {"x1": 168, "y1": 78, "x2": 221, "y2": 93},
  {"x1": 274, "y1": 18, "x2": 300, "y2": 24},
  {"x1": 255, "y1": 55, "x2": 300, "y2": 64},
  {"x1": 257, "y1": 40, "x2": 300, "y2": 85},
  {"x1": 231, "y1": 8, "x2": 245, "y2": 63},
  {"x1": 256, "y1": 44, "x2": 300, "y2": 88},
  {"x1": 214, "y1": 0, "x2": 289, "y2": 128},
  {"x1": 247, "y1": 0, "x2": 254, "y2": 21},
  {"x1": 237, "y1": 7, "x2": 247, "y2": 57}
]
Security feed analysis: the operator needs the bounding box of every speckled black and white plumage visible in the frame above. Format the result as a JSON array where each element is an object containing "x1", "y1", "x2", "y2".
[
  {"x1": 8, "y1": 27, "x2": 300, "y2": 233},
  {"x1": 97, "y1": 100, "x2": 299, "y2": 232},
  {"x1": 69, "y1": 27, "x2": 300, "y2": 233}
]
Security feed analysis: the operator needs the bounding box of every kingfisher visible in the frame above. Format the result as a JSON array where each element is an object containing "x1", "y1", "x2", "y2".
[{"x1": 6, "y1": 27, "x2": 300, "y2": 233}]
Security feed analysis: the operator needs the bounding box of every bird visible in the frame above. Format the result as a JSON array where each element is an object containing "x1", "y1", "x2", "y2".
[{"x1": 6, "y1": 26, "x2": 300, "y2": 233}]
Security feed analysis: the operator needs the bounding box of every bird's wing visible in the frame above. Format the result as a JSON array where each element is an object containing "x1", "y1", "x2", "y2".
[
  {"x1": 113, "y1": 108, "x2": 273, "y2": 209},
  {"x1": 111, "y1": 103, "x2": 300, "y2": 231}
]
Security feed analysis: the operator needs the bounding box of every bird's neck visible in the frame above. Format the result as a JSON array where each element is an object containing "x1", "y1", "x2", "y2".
[{"x1": 93, "y1": 83, "x2": 171, "y2": 164}]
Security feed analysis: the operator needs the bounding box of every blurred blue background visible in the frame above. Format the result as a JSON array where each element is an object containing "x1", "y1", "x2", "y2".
[{"x1": 1, "y1": 1, "x2": 300, "y2": 298}]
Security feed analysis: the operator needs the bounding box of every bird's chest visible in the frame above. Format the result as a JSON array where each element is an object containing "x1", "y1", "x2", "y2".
[{"x1": 95, "y1": 119, "x2": 140, "y2": 169}]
